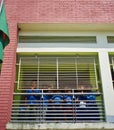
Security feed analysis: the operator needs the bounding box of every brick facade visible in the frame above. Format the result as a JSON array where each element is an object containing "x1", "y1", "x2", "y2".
[{"x1": 0, "y1": 0, "x2": 114, "y2": 130}]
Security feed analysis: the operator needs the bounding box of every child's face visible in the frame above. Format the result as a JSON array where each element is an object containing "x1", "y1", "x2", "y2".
[
  {"x1": 80, "y1": 86, "x2": 84, "y2": 90},
  {"x1": 56, "y1": 90, "x2": 61, "y2": 93},
  {"x1": 67, "y1": 90, "x2": 72, "y2": 93},
  {"x1": 31, "y1": 81, "x2": 36, "y2": 89}
]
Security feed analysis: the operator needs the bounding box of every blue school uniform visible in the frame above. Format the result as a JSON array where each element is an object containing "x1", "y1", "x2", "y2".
[
  {"x1": 26, "y1": 89, "x2": 41, "y2": 104},
  {"x1": 86, "y1": 94, "x2": 97, "y2": 108},
  {"x1": 86, "y1": 94, "x2": 96, "y2": 101},
  {"x1": 85, "y1": 94, "x2": 99, "y2": 121},
  {"x1": 43, "y1": 94, "x2": 52, "y2": 106},
  {"x1": 77, "y1": 94, "x2": 87, "y2": 107},
  {"x1": 64, "y1": 95, "x2": 73, "y2": 105},
  {"x1": 76, "y1": 94, "x2": 88, "y2": 120},
  {"x1": 51, "y1": 95, "x2": 63, "y2": 105},
  {"x1": 86, "y1": 94, "x2": 99, "y2": 116}
]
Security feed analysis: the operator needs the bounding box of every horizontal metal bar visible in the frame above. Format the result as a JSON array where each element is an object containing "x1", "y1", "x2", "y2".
[{"x1": 13, "y1": 92, "x2": 102, "y2": 95}]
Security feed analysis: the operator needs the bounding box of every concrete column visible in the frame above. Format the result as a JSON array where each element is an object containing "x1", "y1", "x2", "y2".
[{"x1": 99, "y1": 50, "x2": 114, "y2": 122}]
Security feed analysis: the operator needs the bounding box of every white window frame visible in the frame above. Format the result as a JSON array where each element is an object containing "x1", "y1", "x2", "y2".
[{"x1": 16, "y1": 55, "x2": 99, "y2": 90}]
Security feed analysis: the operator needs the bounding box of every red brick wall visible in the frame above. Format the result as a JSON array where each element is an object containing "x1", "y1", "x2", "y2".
[
  {"x1": 0, "y1": 0, "x2": 114, "y2": 129},
  {"x1": 6, "y1": 0, "x2": 114, "y2": 23}
]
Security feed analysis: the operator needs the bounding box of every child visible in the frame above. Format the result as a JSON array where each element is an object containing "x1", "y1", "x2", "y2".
[
  {"x1": 49, "y1": 89, "x2": 63, "y2": 121},
  {"x1": 86, "y1": 90, "x2": 100, "y2": 120},
  {"x1": 76, "y1": 85, "x2": 87, "y2": 120},
  {"x1": 25, "y1": 81, "x2": 41, "y2": 120},
  {"x1": 26, "y1": 81, "x2": 41, "y2": 105},
  {"x1": 41, "y1": 87, "x2": 52, "y2": 121},
  {"x1": 63, "y1": 89, "x2": 75, "y2": 121}
]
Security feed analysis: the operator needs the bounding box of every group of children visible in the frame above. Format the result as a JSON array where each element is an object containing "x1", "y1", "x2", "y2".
[
  {"x1": 20, "y1": 81, "x2": 99, "y2": 121},
  {"x1": 25, "y1": 82, "x2": 96, "y2": 106},
  {"x1": 25, "y1": 81, "x2": 75, "y2": 107}
]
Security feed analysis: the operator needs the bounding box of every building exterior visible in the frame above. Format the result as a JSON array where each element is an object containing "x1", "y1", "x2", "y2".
[{"x1": 1, "y1": 0, "x2": 114, "y2": 130}]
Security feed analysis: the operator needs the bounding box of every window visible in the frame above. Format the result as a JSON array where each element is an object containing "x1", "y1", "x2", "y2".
[
  {"x1": 12, "y1": 54, "x2": 104, "y2": 123},
  {"x1": 19, "y1": 36, "x2": 96, "y2": 44},
  {"x1": 16, "y1": 55, "x2": 99, "y2": 90},
  {"x1": 110, "y1": 56, "x2": 114, "y2": 88},
  {"x1": 14, "y1": 25, "x2": 105, "y2": 123},
  {"x1": 107, "y1": 36, "x2": 114, "y2": 43}
]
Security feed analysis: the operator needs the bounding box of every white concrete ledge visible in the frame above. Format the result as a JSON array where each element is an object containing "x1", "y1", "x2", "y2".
[{"x1": 6, "y1": 123, "x2": 114, "y2": 130}]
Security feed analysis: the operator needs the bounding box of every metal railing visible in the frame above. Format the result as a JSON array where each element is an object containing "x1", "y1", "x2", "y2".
[{"x1": 11, "y1": 90, "x2": 105, "y2": 123}]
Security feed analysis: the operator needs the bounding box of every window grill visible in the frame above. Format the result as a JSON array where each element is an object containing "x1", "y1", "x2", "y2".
[
  {"x1": 16, "y1": 56, "x2": 99, "y2": 90},
  {"x1": 12, "y1": 90, "x2": 104, "y2": 123},
  {"x1": 12, "y1": 55, "x2": 105, "y2": 123},
  {"x1": 110, "y1": 57, "x2": 114, "y2": 88}
]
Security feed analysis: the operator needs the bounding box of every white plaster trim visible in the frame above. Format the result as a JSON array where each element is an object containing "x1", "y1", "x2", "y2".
[
  {"x1": 17, "y1": 48, "x2": 114, "y2": 53},
  {"x1": 6, "y1": 123, "x2": 114, "y2": 130}
]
